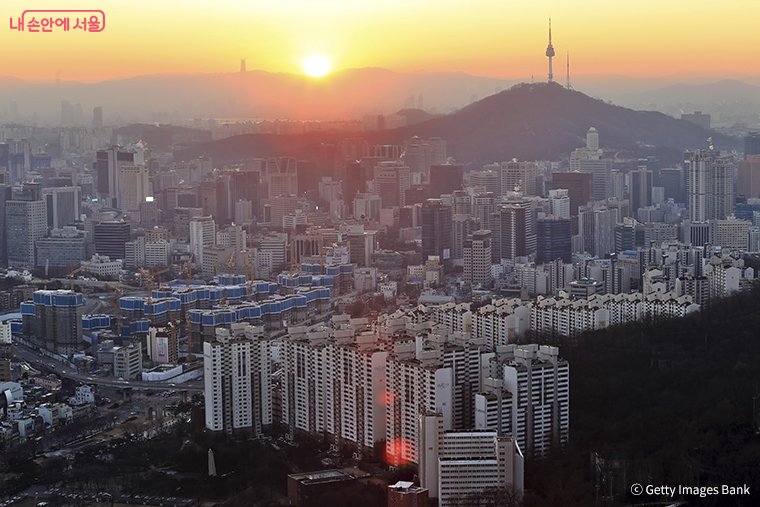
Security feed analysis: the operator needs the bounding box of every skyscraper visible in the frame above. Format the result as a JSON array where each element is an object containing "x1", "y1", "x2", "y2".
[
  {"x1": 93, "y1": 106, "x2": 103, "y2": 127},
  {"x1": 375, "y1": 161, "x2": 411, "y2": 207},
  {"x1": 204, "y1": 325, "x2": 271, "y2": 438},
  {"x1": 491, "y1": 202, "x2": 536, "y2": 262},
  {"x1": 745, "y1": 132, "x2": 760, "y2": 158},
  {"x1": 6, "y1": 183, "x2": 47, "y2": 269},
  {"x1": 119, "y1": 164, "x2": 150, "y2": 211},
  {"x1": 686, "y1": 150, "x2": 734, "y2": 222},
  {"x1": 738, "y1": 155, "x2": 760, "y2": 199},
  {"x1": 551, "y1": 172, "x2": 593, "y2": 215},
  {"x1": 500, "y1": 160, "x2": 537, "y2": 197},
  {"x1": 536, "y1": 216, "x2": 572, "y2": 264},
  {"x1": 463, "y1": 230, "x2": 492, "y2": 286},
  {"x1": 429, "y1": 163, "x2": 463, "y2": 199},
  {"x1": 422, "y1": 199, "x2": 452, "y2": 262},
  {"x1": 629, "y1": 166, "x2": 653, "y2": 215}
]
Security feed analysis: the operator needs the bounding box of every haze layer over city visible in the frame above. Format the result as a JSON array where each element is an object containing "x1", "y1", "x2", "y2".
[{"x1": 0, "y1": 1, "x2": 759, "y2": 507}]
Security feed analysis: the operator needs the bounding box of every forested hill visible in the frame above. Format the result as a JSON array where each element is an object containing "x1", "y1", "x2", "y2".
[{"x1": 522, "y1": 285, "x2": 760, "y2": 506}]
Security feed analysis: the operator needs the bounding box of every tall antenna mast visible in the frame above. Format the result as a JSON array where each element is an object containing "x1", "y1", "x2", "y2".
[{"x1": 566, "y1": 51, "x2": 572, "y2": 90}]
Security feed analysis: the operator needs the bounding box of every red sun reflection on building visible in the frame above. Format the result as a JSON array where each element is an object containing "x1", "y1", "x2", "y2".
[{"x1": 386, "y1": 438, "x2": 415, "y2": 466}]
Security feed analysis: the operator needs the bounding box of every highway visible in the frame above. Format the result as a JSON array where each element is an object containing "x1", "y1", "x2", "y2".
[{"x1": 12, "y1": 339, "x2": 204, "y2": 392}]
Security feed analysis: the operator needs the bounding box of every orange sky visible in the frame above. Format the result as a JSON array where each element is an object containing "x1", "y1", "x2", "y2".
[{"x1": 1, "y1": 0, "x2": 758, "y2": 83}]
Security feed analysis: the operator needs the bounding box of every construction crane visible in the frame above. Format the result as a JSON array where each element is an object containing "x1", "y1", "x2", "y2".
[
  {"x1": 103, "y1": 281, "x2": 123, "y2": 336},
  {"x1": 44, "y1": 249, "x2": 50, "y2": 290},
  {"x1": 221, "y1": 252, "x2": 235, "y2": 306},
  {"x1": 68, "y1": 262, "x2": 92, "y2": 291},
  {"x1": 137, "y1": 267, "x2": 170, "y2": 305}
]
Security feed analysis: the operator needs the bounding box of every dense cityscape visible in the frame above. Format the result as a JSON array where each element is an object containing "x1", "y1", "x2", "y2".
[{"x1": 1, "y1": 5, "x2": 760, "y2": 507}]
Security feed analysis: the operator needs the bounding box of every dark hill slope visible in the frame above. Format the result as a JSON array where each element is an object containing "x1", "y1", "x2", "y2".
[{"x1": 179, "y1": 82, "x2": 740, "y2": 164}]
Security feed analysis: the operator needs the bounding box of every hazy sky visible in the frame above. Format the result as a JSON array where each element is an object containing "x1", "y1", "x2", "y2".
[{"x1": 2, "y1": 0, "x2": 758, "y2": 82}]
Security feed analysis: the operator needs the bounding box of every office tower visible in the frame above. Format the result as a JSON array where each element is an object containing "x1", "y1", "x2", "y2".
[
  {"x1": 230, "y1": 168, "x2": 261, "y2": 220},
  {"x1": 450, "y1": 189, "x2": 472, "y2": 216},
  {"x1": 404, "y1": 186, "x2": 429, "y2": 206},
  {"x1": 738, "y1": 155, "x2": 760, "y2": 199},
  {"x1": 681, "y1": 111, "x2": 711, "y2": 129},
  {"x1": 472, "y1": 193, "x2": 497, "y2": 231},
  {"x1": 468, "y1": 169, "x2": 500, "y2": 196},
  {"x1": 551, "y1": 172, "x2": 592, "y2": 215},
  {"x1": 500, "y1": 160, "x2": 537, "y2": 197},
  {"x1": 629, "y1": 166, "x2": 653, "y2": 215},
  {"x1": 429, "y1": 163, "x2": 463, "y2": 199},
  {"x1": 463, "y1": 230, "x2": 492, "y2": 286},
  {"x1": 402, "y1": 137, "x2": 447, "y2": 177},
  {"x1": 709, "y1": 218, "x2": 750, "y2": 250},
  {"x1": 686, "y1": 150, "x2": 734, "y2": 221},
  {"x1": 119, "y1": 164, "x2": 150, "y2": 211},
  {"x1": 578, "y1": 204, "x2": 617, "y2": 257},
  {"x1": 264, "y1": 157, "x2": 298, "y2": 199},
  {"x1": 234, "y1": 199, "x2": 253, "y2": 224},
  {"x1": 95, "y1": 143, "x2": 144, "y2": 209},
  {"x1": 421, "y1": 199, "x2": 452, "y2": 261},
  {"x1": 0, "y1": 185, "x2": 10, "y2": 267},
  {"x1": 94, "y1": 221, "x2": 130, "y2": 260},
  {"x1": 269, "y1": 195, "x2": 299, "y2": 229},
  {"x1": 6, "y1": 183, "x2": 47, "y2": 269},
  {"x1": 419, "y1": 414, "x2": 523, "y2": 507},
  {"x1": 586, "y1": 127, "x2": 599, "y2": 151},
  {"x1": 173, "y1": 207, "x2": 204, "y2": 240},
  {"x1": 204, "y1": 325, "x2": 271, "y2": 438},
  {"x1": 36, "y1": 227, "x2": 86, "y2": 268},
  {"x1": 346, "y1": 226, "x2": 377, "y2": 267},
  {"x1": 548, "y1": 189, "x2": 571, "y2": 218},
  {"x1": 545, "y1": 18, "x2": 555, "y2": 82},
  {"x1": 44, "y1": 184, "x2": 81, "y2": 229},
  {"x1": 491, "y1": 202, "x2": 536, "y2": 262},
  {"x1": 342, "y1": 162, "x2": 367, "y2": 216},
  {"x1": 615, "y1": 219, "x2": 644, "y2": 252},
  {"x1": 746, "y1": 132, "x2": 760, "y2": 158},
  {"x1": 21, "y1": 289, "x2": 83, "y2": 356},
  {"x1": 375, "y1": 161, "x2": 411, "y2": 207},
  {"x1": 451, "y1": 215, "x2": 480, "y2": 260},
  {"x1": 0, "y1": 144, "x2": 8, "y2": 179},
  {"x1": 93, "y1": 106, "x2": 103, "y2": 127},
  {"x1": 660, "y1": 167, "x2": 686, "y2": 204},
  {"x1": 580, "y1": 157, "x2": 611, "y2": 201},
  {"x1": 188, "y1": 216, "x2": 216, "y2": 267},
  {"x1": 536, "y1": 216, "x2": 572, "y2": 264}
]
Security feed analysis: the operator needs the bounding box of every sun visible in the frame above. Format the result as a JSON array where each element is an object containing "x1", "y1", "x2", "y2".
[{"x1": 302, "y1": 54, "x2": 331, "y2": 77}]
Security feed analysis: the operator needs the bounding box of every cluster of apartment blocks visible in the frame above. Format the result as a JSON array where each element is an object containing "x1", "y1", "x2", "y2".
[{"x1": 204, "y1": 309, "x2": 569, "y2": 470}]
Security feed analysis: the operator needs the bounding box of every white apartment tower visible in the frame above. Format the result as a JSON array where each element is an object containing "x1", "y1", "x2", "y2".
[
  {"x1": 687, "y1": 151, "x2": 734, "y2": 222},
  {"x1": 204, "y1": 324, "x2": 272, "y2": 438}
]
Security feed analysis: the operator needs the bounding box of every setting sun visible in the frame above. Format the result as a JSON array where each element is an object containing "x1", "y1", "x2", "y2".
[{"x1": 302, "y1": 55, "x2": 331, "y2": 77}]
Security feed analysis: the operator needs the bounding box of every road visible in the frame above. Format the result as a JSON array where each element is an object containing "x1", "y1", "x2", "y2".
[{"x1": 12, "y1": 340, "x2": 204, "y2": 392}]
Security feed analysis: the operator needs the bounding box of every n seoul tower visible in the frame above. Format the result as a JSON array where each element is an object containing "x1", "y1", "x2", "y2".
[{"x1": 546, "y1": 18, "x2": 555, "y2": 82}]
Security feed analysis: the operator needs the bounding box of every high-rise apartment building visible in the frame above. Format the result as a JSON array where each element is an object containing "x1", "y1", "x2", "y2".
[
  {"x1": 204, "y1": 324, "x2": 271, "y2": 438},
  {"x1": 419, "y1": 414, "x2": 524, "y2": 507},
  {"x1": 477, "y1": 344, "x2": 569, "y2": 457},
  {"x1": 686, "y1": 150, "x2": 734, "y2": 221},
  {"x1": 21, "y1": 289, "x2": 83, "y2": 356}
]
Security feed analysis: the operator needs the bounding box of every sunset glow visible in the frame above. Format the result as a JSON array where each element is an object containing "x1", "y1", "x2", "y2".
[
  {"x1": 302, "y1": 55, "x2": 330, "y2": 77},
  {"x1": 0, "y1": 1, "x2": 757, "y2": 82}
]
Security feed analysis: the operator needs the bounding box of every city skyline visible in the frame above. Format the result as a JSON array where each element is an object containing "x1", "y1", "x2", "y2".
[{"x1": 0, "y1": 1, "x2": 758, "y2": 83}]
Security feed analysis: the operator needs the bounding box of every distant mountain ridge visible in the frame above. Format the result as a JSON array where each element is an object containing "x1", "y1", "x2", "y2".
[{"x1": 180, "y1": 82, "x2": 740, "y2": 165}]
